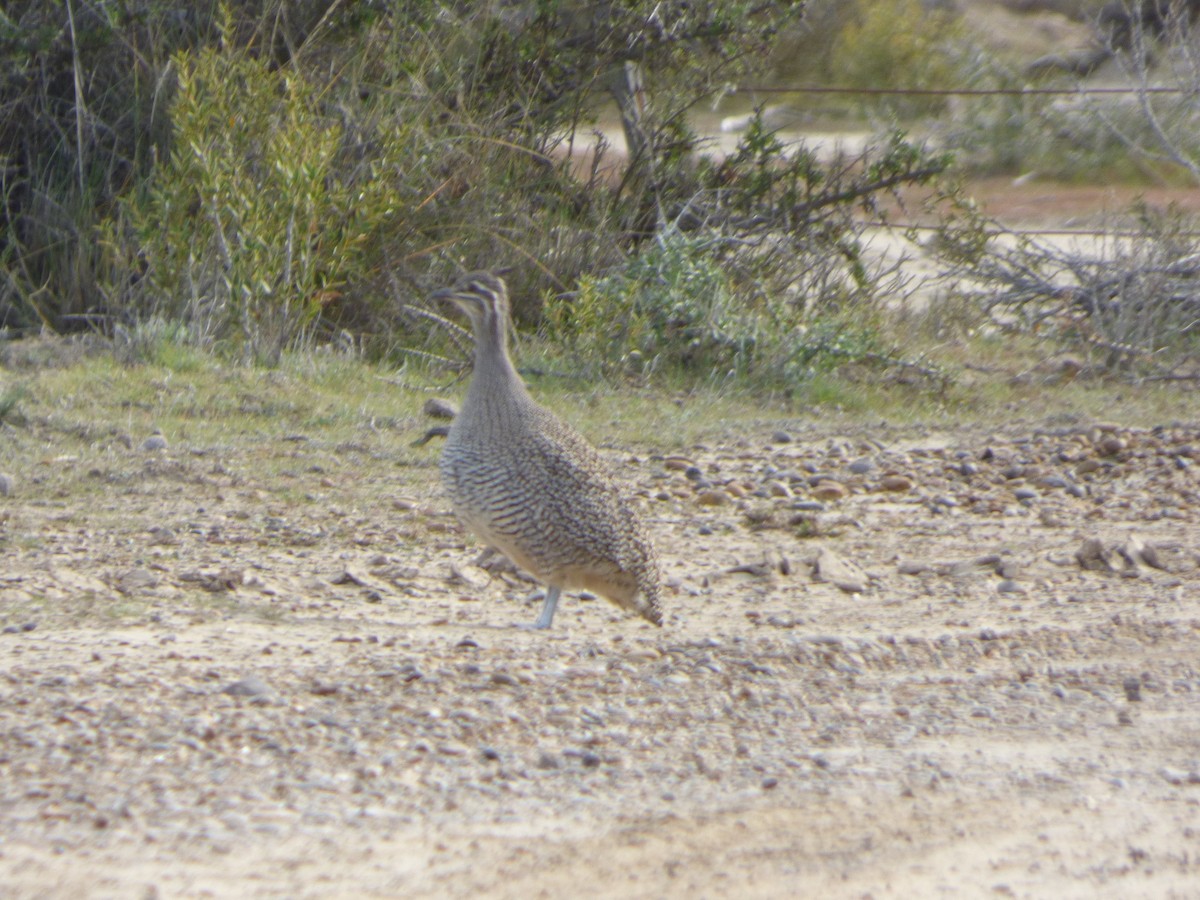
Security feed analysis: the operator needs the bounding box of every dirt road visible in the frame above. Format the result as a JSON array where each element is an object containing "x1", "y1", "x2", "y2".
[{"x1": 2, "y1": 404, "x2": 1199, "y2": 898}]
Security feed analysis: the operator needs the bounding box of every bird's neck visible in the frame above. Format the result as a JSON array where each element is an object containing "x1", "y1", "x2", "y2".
[{"x1": 470, "y1": 320, "x2": 530, "y2": 405}]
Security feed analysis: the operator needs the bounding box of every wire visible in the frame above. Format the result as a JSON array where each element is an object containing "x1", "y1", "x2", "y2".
[{"x1": 731, "y1": 85, "x2": 1189, "y2": 97}]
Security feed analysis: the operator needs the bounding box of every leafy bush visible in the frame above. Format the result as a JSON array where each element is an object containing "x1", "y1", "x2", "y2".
[
  {"x1": 831, "y1": 0, "x2": 969, "y2": 118},
  {"x1": 106, "y1": 42, "x2": 394, "y2": 362}
]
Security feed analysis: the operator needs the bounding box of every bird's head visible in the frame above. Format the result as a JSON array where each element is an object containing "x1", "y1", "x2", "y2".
[{"x1": 430, "y1": 270, "x2": 511, "y2": 332}]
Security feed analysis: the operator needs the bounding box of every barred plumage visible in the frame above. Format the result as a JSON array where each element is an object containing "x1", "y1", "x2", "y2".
[{"x1": 432, "y1": 271, "x2": 662, "y2": 629}]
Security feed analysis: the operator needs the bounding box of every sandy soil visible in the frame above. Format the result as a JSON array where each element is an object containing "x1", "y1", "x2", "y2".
[{"x1": 2, "y1": 396, "x2": 1199, "y2": 898}]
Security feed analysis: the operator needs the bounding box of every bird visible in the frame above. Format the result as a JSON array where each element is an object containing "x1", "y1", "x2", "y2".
[{"x1": 431, "y1": 270, "x2": 662, "y2": 629}]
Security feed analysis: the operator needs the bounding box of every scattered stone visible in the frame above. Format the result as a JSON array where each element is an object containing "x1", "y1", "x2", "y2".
[
  {"x1": 847, "y1": 458, "x2": 873, "y2": 475},
  {"x1": 765, "y1": 480, "x2": 791, "y2": 498},
  {"x1": 761, "y1": 777, "x2": 779, "y2": 790},
  {"x1": 696, "y1": 490, "x2": 730, "y2": 507},
  {"x1": 811, "y1": 480, "x2": 847, "y2": 502},
  {"x1": 1076, "y1": 535, "x2": 1166, "y2": 575},
  {"x1": 812, "y1": 547, "x2": 868, "y2": 593},
  {"x1": 423, "y1": 398, "x2": 457, "y2": 420},
  {"x1": 879, "y1": 474, "x2": 914, "y2": 493},
  {"x1": 115, "y1": 568, "x2": 159, "y2": 594},
  {"x1": 771, "y1": 430, "x2": 793, "y2": 444},
  {"x1": 412, "y1": 426, "x2": 450, "y2": 446},
  {"x1": 996, "y1": 578, "x2": 1024, "y2": 594},
  {"x1": 0, "y1": 473, "x2": 14, "y2": 496},
  {"x1": 664, "y1": 456, "x2": 694, "y2": 472},
  {"x1": 1098, "y1": 435, "x2": 1127, "y2": 456},
  {"x1": 1159, "y1": 767, "x2": 1200, "y2": 786},
  {"x1": 222, "y1": 675, "x2": 272, "y2": 697},
  {"x1": 1123, "y1": 677, "x2": 1142, "y2": 702},
  {"x1": 142, "y1": 433, "x2": 168, "y2": 452},
  {"x1": 1012, "y1": 487, "x2": 1038, "y2": 502}
]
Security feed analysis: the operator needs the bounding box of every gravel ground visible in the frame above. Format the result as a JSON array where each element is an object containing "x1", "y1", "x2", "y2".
[{"x1": 2, "y1": 410, "x2": 1199, "y2": 898}]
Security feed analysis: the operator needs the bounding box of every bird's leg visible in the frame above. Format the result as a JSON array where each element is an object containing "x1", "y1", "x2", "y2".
[{"x1": 528, "y1": 585, "x2": 561, "y2": 630}]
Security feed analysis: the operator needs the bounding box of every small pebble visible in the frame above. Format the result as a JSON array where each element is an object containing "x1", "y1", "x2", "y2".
[
  {"x1": 879, "y1": 474, "x2": 914, "y2": 492},
  {"x1": 423, "y1": 398, "x2": 457, "y2": 420},
  {"x1": 771, "y1": 430, "x2": 793, "y2": 444},
  {"x1": 811, "y1": 481, "x2": 847, "y2": 502},
  {"x1": 1123, "y1": 677, "x2": 1142, "y2": 702},
  {"x1": 142, "y1": 433, "x2": 168, "y2": 451},
  {"x1": 222, "y1": 675, "x2": 271, "y2": 697},
  {"x1": 0, "y1": 473, "x2": 14, "y2": 496}
]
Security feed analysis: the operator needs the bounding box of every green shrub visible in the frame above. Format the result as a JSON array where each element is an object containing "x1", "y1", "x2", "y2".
[
  {"x1": 830, "y1": 0, "x2": 970, "y2": 118},
  {"x1": 106, "y1": 43, "x2": 394, "y2": 362},
  {"x1": 544, "y1": 227, "x2": 893, "y2": 384}
]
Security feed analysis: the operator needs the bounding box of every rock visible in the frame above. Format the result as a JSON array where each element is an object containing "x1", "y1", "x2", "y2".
[
  {"x1": 879, "y1": 474, "x2": 914, "y2": 493},
  {"x1": 1076, "y1": 535, "x2": 1164, "y2": 575},
  {"x1": 0, "y1": 473, "x2": 14, "y2": 496},
  {"x1": 811, "y1": 480, "x2": 847, "y2": 502},
  {"x1": 771, "y1": 430, "x2": 793, "y2": 444},
  {"x1": 1098, "y1": 435, "x2": 1127, "y2": 456},
  {"x1": 847, "y1": 458, "x2": 873, "y2": 475},
  {"x1": 1012, "y1": 487, "x2": 1038, "y2": 502},
  {"x1": 222, "y1": 675, "x2": 272, "y2": 697},
  {"x1": 664, "y1": 456, "x2": 694, "y2": 472},
  {"x1": 1120, "y1": 534, "x2": 1164, "y2": 571},
  {"x1": 1159, "y1": 767, "x2": 1200, "y2": 786},
  {"x1": 115, "y1": 568, "x2": 159, "y2": 594},
  {"x1": 1076, "y1": 538, "x2": 1117, "y2": 573},
  {"x1": 812, "y1": 547, "x2": 868, "y2": 593},
  {"x1": 765, "y1": 480, "x2": 791, "y2": 498},
  {"x1": 696, "y1": 490, "x2": 730, "y2": 507},
  {"x1": 423, "y1": 397, "x2": 457, "y2": 419},
  {"x1": 1123, "y1": 677, "x2": 1142, "y2": 702},
  {"x1": 142, "y1": 434, "x2": 168, "y2": 451}
]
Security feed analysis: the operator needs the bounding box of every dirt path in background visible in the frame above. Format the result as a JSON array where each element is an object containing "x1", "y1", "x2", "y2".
[{"x1": 2, "y1": 404, "x2": 1199, "y2": 898}]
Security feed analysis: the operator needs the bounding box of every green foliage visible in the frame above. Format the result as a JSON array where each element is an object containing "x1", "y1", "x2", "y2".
[
  {"x1": 830, "y1": 0, "x2": 969, "y2": 117},
  {"x1": 0, "y1": 1, "x2": 345, "y2": 332},
  {"x1": 545, "y1": 227, "x2": 894, "y2": 384},
  {"x1": 547, "y1": 230, "x2": 747, "y2": 374},
  {"x1": 108, "y1": 42, "x2": 389, "y2": 362},
  {"x1": 0, "y1": 382, "x2": 27, "y2": 423}
]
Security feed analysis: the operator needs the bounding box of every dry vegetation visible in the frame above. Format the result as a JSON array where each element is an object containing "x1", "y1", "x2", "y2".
[{"x1": 4, "y1": 2, "x2": 1200, "y2": 897}]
